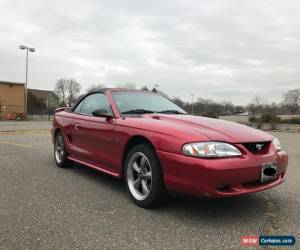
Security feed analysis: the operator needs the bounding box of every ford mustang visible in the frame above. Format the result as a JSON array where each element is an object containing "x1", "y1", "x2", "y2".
[{"x1": 52, "y1": 89, "x2": 288, "y2": 208}]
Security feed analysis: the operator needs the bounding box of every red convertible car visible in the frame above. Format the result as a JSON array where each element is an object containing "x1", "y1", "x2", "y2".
[{"x1": 52, "y1": 89, "x2": 288, "y2": 208}]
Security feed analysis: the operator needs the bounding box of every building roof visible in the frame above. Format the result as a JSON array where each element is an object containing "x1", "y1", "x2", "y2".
[
  {"x1": 28, "y1": 88, "x2": 57, "y2": 99},
  {"x1": 0, "y1": 80, "x2": 25, "y2": 85}
]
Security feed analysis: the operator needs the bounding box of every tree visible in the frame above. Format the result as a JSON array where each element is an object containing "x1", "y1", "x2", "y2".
[
  {"x1": 54, "y1": 78, "x2": 81, "y2": 106},
  {"x1": 264, "y1": 102, "x2": 278, "y2": 114},
  {"x1": 283, "y1": 89, "x2": 300, "y2": 114},
  {"x1": 234, "y1": 105, "x2": 245, "y2": 114},
  {"x1": 67, "y1": 79, "x2": 81, "y2": 106},
  {"x1": 220, "y1": 101, "x2": 234, "y2": 115},
  {"x1": 54, "y1": 79, "x2": 68, "y2": 106},
  {"x1": 247, "y1": 95, "x2": 266, "y2": 114}
]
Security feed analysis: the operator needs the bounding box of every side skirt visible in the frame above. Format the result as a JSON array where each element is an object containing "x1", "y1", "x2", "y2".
[{"x1": 68, "y1": 156, "x2": 121, "y2": 178}]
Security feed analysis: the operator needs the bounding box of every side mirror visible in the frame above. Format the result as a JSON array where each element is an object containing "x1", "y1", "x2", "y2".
[{"x1": 92, "y1": 109, "x2": 113, "y2": 118}]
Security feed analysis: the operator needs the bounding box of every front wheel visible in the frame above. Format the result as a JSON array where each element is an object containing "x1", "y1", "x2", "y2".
[
  {"x1": 54, "y1": 131, "x2": 72, "y2": 168},
  {"x1": 125, "y1": 144, "x2": 167, "y2": 208}
]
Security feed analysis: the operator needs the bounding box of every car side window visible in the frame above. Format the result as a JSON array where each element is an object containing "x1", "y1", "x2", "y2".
[
  {"x1": 73, "y1": 100, "x2": 84, "y2": 113},
  {"x1": 80, "y1": 93, "x2": 113, "y2": 116}
]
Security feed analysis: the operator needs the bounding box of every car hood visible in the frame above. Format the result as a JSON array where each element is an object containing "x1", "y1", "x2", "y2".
[{"x1": 144, "y1": 114, "x2": 274, "y2": 143}]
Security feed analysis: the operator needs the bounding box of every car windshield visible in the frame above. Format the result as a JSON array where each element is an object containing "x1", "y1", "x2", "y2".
[{"x1": 112, "y1": 91, "x2": 187, "y2": 115}]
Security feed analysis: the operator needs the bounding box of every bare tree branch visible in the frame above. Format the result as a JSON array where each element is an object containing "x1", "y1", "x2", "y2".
[
  {"x1": 67, "y1": 79, "x2": 81, "y2": 106},
  {"x1": 284, "y1": 89, "x2": 300, "y2": 114},
  {"x1": 54, "y1": 78, "x2": 81, "y2": 107},
  {"x1": 54, "y1": 79, "x2": 68, "y2": 106}
]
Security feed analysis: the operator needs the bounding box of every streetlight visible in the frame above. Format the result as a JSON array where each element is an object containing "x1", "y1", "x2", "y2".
[
  {"x1": 19, "y1": 45, "x2": 36, "y2": 117},
  {"x1": 191, "y1": 94, "x2": 194, "y2": 115}
]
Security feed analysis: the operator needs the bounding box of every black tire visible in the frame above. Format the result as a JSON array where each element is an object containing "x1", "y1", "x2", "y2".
[
  {"x1": 54, "y1": 131, "x2": 72, "y2": 168},
  {"x1": 124, "y1": 144, "x2": 168, "y2": 208}
]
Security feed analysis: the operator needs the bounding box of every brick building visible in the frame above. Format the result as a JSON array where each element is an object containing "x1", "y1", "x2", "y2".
[{"x1": 0, "y1": 80, "x2": 25, "y2": 120}]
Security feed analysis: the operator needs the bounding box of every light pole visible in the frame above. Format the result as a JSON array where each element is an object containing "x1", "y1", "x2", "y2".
[
  {"x1": 191, "y1": 94, "x2": 194, "y2": 115},
  {"x1": 19, "y1": 45, "x2": 36, "y2": 117}
]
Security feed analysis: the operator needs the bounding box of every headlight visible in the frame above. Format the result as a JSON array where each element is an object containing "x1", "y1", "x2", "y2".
[
  {"x1": 273, "y1": 138, "x2": 282, "y2": 152},
  {"x1": 183, "y1": 142, "x2": 242, "y2": 158}
]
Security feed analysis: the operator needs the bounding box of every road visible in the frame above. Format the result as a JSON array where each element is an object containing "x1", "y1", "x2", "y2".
[
  {"x1": 0, "y1": 121, "x2": 51, "y2": 132},
  {"x1": 0, "y1": 122, "x2": 299, "y2": 249}
]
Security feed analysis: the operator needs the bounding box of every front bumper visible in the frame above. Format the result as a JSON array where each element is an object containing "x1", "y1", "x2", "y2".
[{"x1": 156, "y1": 149, "x2": 288, "y2": 198}]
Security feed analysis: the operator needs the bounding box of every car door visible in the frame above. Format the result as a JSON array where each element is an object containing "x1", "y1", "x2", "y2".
[{"x1": 71, "y1": 93, "x2": 116, "y2": 171}]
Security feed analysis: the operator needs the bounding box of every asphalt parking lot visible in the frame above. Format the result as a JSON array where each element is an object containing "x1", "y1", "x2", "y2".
[{"x1": 0, "y1": 122, "x2": 299, "y2": 249}]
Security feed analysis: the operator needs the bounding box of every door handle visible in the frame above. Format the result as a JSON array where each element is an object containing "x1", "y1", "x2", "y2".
[{"x1": 73, "y1": 123, "x2": 80, "y2": 130}]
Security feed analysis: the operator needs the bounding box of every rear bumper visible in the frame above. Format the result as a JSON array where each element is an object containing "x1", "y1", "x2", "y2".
[{"x1": 157, "y1": 150, "x2": 288, "y2": 198}]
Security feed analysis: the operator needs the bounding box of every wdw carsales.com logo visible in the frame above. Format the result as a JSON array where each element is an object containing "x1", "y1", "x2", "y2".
[
  {"x1": 240, "y1": 236, "x2": 259, "y2": 246},
  {"x1": 240, "y1": 235, "x2": 296, "y2": 247}
]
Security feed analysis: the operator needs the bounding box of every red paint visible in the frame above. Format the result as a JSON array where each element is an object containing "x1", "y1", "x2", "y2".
[{"x1": 52, "y1": 89, "x2": 288, "y2": 198}]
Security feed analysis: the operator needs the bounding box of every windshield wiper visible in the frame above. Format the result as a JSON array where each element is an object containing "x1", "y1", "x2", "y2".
[
  {"x1": 122, "y1": 109, "x2": 155, "y2": 114},
  {"x1": 122, "y1": 109, "x2": 187, "y2": 115},
  {"x1": 158, "y1": 110, "x2": 187, "y2": 115}
]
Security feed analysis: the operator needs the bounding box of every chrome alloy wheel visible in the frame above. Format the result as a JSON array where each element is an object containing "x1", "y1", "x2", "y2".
[
  {"x1": 127, "y1": 152, "x2": 152, "y2": 201},
  {"x1": 55, "y1": 134, "x2": 65, "y2": 164}
]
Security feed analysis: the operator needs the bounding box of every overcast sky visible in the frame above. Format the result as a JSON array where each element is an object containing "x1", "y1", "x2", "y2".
[{"x1": 0, "y1": 0, "x2": 299, "y2": 105}]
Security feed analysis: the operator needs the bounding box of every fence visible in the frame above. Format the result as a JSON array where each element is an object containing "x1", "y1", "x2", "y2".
[
  {"x1": 27, "y1": 108, "x2": 55, "y2": 121},
  {"x1": 0, "y1": 103, "x2": 55, "y2": 121}
]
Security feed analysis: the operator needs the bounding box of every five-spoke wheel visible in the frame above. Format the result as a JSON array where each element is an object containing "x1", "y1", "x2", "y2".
[
  {"x1": 127, "y1": 152, "x2": 152, "y2": 201},
  {"x1": 125, "y1": 144, "x2": 167, "y2": 208}
]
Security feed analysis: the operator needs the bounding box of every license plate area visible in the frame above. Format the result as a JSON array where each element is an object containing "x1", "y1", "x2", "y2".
[{"x1": 261, "y1": 162, "x2": 277, "y2": 182}]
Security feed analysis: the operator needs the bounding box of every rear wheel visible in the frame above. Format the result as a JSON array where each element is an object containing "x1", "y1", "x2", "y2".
[
  {"x1": 54, "y1": 131, "x2": 72, "y2": 168},
  {"x1": 125, "y1": 144, "x2": 167, "y2": 208}
]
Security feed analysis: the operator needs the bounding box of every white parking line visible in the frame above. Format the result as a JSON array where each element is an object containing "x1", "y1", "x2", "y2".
[
  {"x1": 0, "y1": 141, "x2": 32, "y2": 148},
  {"x1": 0, "y1": 130, "x2": 50, "y2": 134}
]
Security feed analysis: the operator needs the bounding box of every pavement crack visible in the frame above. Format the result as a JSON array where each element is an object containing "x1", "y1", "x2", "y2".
[{"x1": 262, "y1": 194, "x2": 281, "y2": 235}]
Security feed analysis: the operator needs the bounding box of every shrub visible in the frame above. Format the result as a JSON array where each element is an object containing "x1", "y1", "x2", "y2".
[
  {"x1": 249, "y1": 116, "x2": 258, "y2": 123},
  {"x1": 280, "y1": 117, "x2": 300, "y2": 124},
  {"x1": 203, "y1": 112, "x2": 218, "y2": 118},
  {"x1": 260, "y1": 113, "x2": 281, "y2": 123},
  {"x1": 289, "y1": 117, "x2": 300, "y2": 124}
]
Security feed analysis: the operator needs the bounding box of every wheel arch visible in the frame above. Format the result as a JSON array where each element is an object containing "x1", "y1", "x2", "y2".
[
  {"x1": 53, "y1": 127, "x2": 68, "y2": 147},
  {"x1": 120, "y1": 135, "x2": 158, "y2": 179},
  {"x1": 54, "y1": 127, "x2": 62, "y2": 137}
]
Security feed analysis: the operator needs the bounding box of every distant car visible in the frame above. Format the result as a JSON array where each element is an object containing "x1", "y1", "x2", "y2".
[{"x1": 52, "y1": 89, "x2": 288, "y2": 208}]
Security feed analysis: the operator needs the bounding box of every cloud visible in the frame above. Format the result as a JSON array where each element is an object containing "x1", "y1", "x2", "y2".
[{"x1": 0, "y1": 0, "x2": 299, "y2": 104}]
